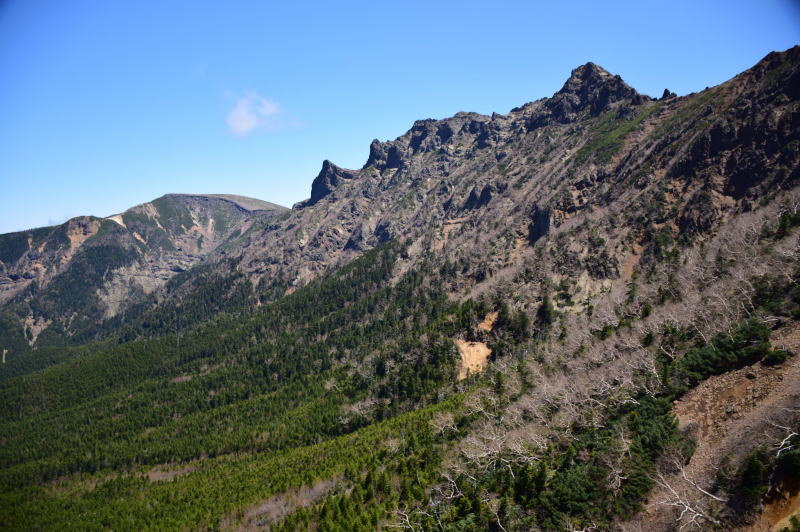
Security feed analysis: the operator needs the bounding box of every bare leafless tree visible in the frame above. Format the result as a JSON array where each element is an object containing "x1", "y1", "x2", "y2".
[{"x1": 652, "y1": 452, "x2": 726, "y2": 530}]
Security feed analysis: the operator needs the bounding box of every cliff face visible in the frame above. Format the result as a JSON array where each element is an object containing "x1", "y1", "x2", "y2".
[{"x1": 0, "y1": 194, "x2": 286, "y2": 347}]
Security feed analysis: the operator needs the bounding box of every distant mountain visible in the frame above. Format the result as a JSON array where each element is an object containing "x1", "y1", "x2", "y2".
[
  {"x1": 0, "y1": 48, "x2": 798, "y2": 531},
  {"x1": 0, "y1": 194, "x2": 286, "y2": 351}
]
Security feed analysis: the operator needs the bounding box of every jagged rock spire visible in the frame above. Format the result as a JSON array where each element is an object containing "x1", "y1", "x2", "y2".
[
  {"x1": 302, "y1": 160, "x2": 358, "y2": 207},
  {"x1": 525, "y1": 62, "x2": 649, "y2": 130},
  {"x1": 552, "y1": 62, "x2": 646, "y2": 118}
]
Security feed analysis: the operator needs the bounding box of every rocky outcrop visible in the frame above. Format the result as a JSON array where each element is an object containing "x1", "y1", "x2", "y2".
[
  {"x1": 299, "y1": 161, "x2": 359, "y2": 207},
  {"x1": 528, "y1": 62, "x2": 649, "y2": 129},
  {"x1": 527, "y1": 205, "x2": 551, "y2": 245},
  {"x1": 554, "y1": 62, "x2": 647, "y2": 116},
  {"x1": 205, "y1": 47, "x2": 800, "y2": 311},
  {"x1": 364, "y1": 112, "x2": 498, "y2": 172}
]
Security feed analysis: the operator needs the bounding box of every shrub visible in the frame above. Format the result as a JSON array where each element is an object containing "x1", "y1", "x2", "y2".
[
  {"x1": 776, "y1": 449, "x2": 800, "y2": 479},
  {"x1": 762, "y1": 349, "x2": 794, "y2": 366},
  {"x1": 734, "y1": 449, "x2": 771, "y2": 513},
  {"x1": 672, "y1": 319, "x2": 773, "y2": 391}
]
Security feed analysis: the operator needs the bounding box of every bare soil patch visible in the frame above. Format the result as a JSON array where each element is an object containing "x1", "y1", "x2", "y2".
[
  {"x1": 673, "y1": 321, "x2": 800, "y2": 484},
  {"x1": 66, "y1": 219, "x2": 99, "y2": 251},
  {"x1": 435, "y1": 218, "x2": 467, "y2": 251},
  {"x1": 621, "y1": 242, "x2": 643, "y2": 282},
  {"x1": 478, "y1": 311, "x2": 499, "y2": 332},
  {"x1": 146, "y1": 464, "x2": 198, "y2": 482},
  {"x1": 506, "y1": 226, "x2": 529, "y2": 265},
  {"x1": 239, "y1": 219, "x2": 253, "y2": 235},
  {"x1": 60, "y1": 219, "x2": 100, "y2": 266},
  {"x1": 106, "y1": 214, "x2": 126, "y2": 227},
  {"x1": 455, "y1": 339, "x2": 491, "y2": 380},
  {"x1": 221, "y1": 477, "x2": 338, "y2": 531},
  {"x1": 745, "y1": 485, "x2": 800, "y2": 532},
  {"x1": 23, "y1": 316, "x2": 52, "y2": 346},
  {"x1": 634, "y1": 321, "x2": 800, "y2": 531}
]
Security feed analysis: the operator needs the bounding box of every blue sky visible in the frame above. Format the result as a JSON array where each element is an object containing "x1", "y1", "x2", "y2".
[{"x1": 1, "y1": 0, "x2": 798, "y2": 233}]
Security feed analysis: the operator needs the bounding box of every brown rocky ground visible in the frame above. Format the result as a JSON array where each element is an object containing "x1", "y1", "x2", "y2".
[{"x1": 631, "y1": 320, "x2": 800, "y2": 531}]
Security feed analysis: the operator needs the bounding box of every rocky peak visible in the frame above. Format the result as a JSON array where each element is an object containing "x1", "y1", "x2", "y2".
[
  {"x1": 558, "y1": 62, "x2": 644, "y2": 110},
  {"x1": 741, "y1": 45, "x2": 800, "y2": 103},
  {"x1": 559, "y1": 62, "x2": 616, "y2": 92},
  {"x1": 528, "y1": 62, "x2": 648, "y2": 129},
  {"x1": 301, "y1": 160, "x2": 359, "y2": 207},
  {"x1": 365, "y1": 139, "x2": 406, "y2": 171},
  {"x1": 364, "y1": 112, "x2": 497, "y2": 172}
]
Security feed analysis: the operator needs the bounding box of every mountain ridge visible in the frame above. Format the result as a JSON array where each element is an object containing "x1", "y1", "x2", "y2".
[{"x1": 211, "y1": 45, "x2": 798, "y2": 297}]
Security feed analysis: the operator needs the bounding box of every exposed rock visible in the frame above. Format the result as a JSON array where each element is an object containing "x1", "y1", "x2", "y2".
[
  {"x1": 4, "y1": 46, "x2": 800, "y2": 356},
  {"x1": 463, "y1": 184, "x2": 496, "y2": 210},
  {"x1": 528, "y1": 62, "x2": 649, "y2": 129},
  {"x1": 300, "y1": 160, "x2": 359, "y2": 207},
  {"x1": 527, "y1": 205, "x2": 552, "y2": 245}
]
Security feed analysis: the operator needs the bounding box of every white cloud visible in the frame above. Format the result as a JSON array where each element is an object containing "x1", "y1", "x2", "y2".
[
  {"x1": 47, "y1": 215, "x2": 72, "y2": 227},
  {"x1": 226, "y1": 92, "x2": 281, "y2": 136}
]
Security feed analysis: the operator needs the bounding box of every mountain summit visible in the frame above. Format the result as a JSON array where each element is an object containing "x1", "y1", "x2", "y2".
[
  {"x1": 554, "y1": 61, "x2": 647, "y2": 115},
  {"x1": 301, "y1": 160, "x2": 359, "y2": 207}
]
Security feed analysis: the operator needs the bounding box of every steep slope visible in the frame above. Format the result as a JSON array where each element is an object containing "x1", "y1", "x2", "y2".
[
  {"x1": 0, "y1": 47, "x2": 799, "y2": 532},
  {"x1": 0, "y1": 194, "x2": 287, "y2": 353}
]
